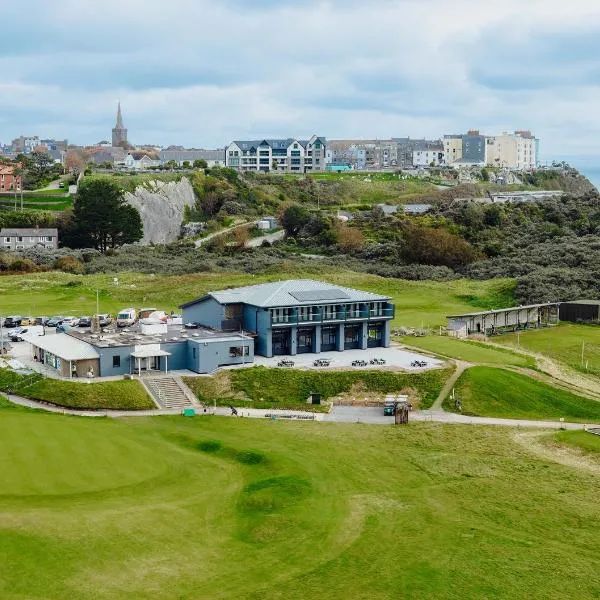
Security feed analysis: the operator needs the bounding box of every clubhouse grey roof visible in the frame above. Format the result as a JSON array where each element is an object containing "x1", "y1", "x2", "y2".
[
  {"x1": 159, "y1": 149, "x2": 225, "y2": 162},
  {"x1": 23, "y1": 332, "x2": 99, "y2": 361},
  {"x1": 182, "y1": 280, "x2": 390, "y2": 308}
]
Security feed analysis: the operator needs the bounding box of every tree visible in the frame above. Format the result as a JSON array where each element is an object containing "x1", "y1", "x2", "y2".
[
  {"x1": 280, "y1": 203, "x2": 311, "y2": 237},
  {"x1": 68, "y1": 179, "x2": 143, "y2": 252},
  {"x1": 166, "y1": 160, "x2": 178, "y2": 170},
  {"x1": 193, "y1": 159, "x2": 208, "y2": 169},
  {"x1": 182, "y1": 161, "x2": 191, "y2": 169},
  {"x1": 336, "y1": 225, "x2": 366, "y2": 251}
]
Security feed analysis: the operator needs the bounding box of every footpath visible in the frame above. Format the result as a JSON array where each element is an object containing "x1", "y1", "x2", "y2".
[{"x1": 7, "y1": 393, "x2": 597, "y2": 430}]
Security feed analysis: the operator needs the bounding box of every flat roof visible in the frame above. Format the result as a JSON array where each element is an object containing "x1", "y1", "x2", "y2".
[
  {"x1": 67, "y1": 324, "x2": 253, "y2": 349},
  {"x1": 23, "y1": 332, "x2": 99, "y2": 361},
  {"x1": 447, "y1": 302, "x2": 559, "y2": 319}
]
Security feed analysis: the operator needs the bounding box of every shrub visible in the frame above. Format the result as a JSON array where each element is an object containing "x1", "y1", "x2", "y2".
[{"x1": 54, "y1": 255, "x2": 85, "y2": 274}]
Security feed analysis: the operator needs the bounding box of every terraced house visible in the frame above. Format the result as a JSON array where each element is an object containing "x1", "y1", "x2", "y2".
[
  {"x1": 225, "y1": 136, "x2": 327, "y2": 173},
  {"x1": 180, "y1": 280, "x2": 394, "y2": 357}
]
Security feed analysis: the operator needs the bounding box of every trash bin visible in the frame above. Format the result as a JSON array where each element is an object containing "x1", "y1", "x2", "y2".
[{"x1": 182, "y1": 408, "x2": 196, "y2": 417}]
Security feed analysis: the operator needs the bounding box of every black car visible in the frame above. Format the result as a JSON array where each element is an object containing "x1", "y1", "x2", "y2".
[
  {"x1": 78, "y1": 316, "x2": 92, "y2": 327},
  {"x1": 9, "y1": 327, "x2": 28, "y2": 342},
  {"x1": 3, "y1": 316, "x2": 23, "y2": 328},
  {"x1": 47, "y1": 316, "x2": 65, "y2": 327}
]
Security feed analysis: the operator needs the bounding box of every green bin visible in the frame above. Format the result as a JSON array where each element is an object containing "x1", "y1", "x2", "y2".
[{"x1": 183, "y1": 408, "x2": 196, "y2": 417}]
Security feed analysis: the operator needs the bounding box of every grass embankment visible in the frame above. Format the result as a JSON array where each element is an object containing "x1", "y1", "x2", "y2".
[
  {"x1": 500, "y1": 324, "x2": 600, "y2": 376},
  {"x1": 3, "y1": 409, "x2": 600, "y2": 597},
  {"x1": 400, "y1": 335, "x2": 535, "y2": 367},
  {"x1": 184, "y1": 366, "x2": 451, "y2": 411},
  {"x1": 0, "y1": 270, "x2": 515, "y2": 328},
  {"x1": 445, "y1": 366, "x2": 600, "y2": 422},
  {"x1": 0, "y1": 368, "x2": 154, "y2": 410},
  {"x1": 550, "y1": 430, "x2": 600, "y2": 454}
]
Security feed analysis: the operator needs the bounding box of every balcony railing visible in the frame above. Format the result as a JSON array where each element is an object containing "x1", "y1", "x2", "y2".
[{"x1": 271, "y1": 306, "x2": 394, "y2": 326}]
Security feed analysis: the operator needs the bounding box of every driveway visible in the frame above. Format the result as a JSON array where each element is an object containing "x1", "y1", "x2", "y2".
[{"x1": 246, "y1": 229, "x2": 285, "y2": 248}]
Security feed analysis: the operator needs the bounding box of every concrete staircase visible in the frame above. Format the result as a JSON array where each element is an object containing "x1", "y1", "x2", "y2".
[{"x1": 142, "y1": 376, "x2": 199, "y2": 410}]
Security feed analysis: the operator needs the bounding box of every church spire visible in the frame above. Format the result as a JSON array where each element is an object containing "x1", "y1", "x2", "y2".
[
  {"x1": 116, "y1": 101, "x2": 124, "y2": 129},
  {"x1": 112, "y1": 101, "x2": 128, "y2": 147}
]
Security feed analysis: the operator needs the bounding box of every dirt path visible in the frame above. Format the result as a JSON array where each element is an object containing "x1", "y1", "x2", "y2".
[
  {"x1": 194, "y1": 220, "x2": 258, "y2": 247},
  {"x1": 513, "y1": 430, "x2": 600, "y2": 475},
  {"x1": 486, "y1": 340, "x2": 600, "y2": 399},
  {"x1": 430, "y1": 360, "x2": 470, "y2": 410}
]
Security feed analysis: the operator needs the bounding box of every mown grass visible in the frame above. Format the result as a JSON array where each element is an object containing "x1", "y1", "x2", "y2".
[
  {"x1": 499, "y1": 324, "x2": 600, "y2": 376},
  {"x1": 400, "y1": 335, "x2": 535, "y2": 367},
  {"x1": 3, "y1": 409, "x2": 600, "y2": 598},
  {"x1": 445, "y1": 366, "x2": 600, "y2": 422},
  {"x1": 0, "y1": 369, "x2": 154, "y2": 410},
  {"x1": 550, "y1": 429, "x2": 600, "y2": 454},
  {"x1": 184, "y1": 366, "x2": 452, "y2": 411},
  {"x1": 0, "y1": 270, "x2": 516, "y2": 328}
]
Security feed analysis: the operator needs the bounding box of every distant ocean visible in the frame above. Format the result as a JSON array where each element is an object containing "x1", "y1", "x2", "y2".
[{"x1": 581, "y1": 167, "x2": 600, "y2": 190}]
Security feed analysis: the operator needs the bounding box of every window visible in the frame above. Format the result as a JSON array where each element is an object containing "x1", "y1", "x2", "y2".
[
  {"x1": 193, "y1": 347, "x2": 197, "y2": 359},
  {"x1": 3, "y1": 237, "x2": 9, "y2": 243},
  {"x1": 229, "y1": 345, "x2": 249, "y2": 357},
  {"x1": 17, "y1": 236, "x2": 23, "y2": 242},
  {"x1": 113, "y1": 355, "x2": 121, "y2": 368}
]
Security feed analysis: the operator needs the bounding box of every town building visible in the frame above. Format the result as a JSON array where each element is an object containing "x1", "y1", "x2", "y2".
[
  {"x1": 412, "y1": 142, "x2": 445, "y2": 167},
  {"x1": 10, "y1": 136, "x2": 41, "y2": 154},
  {"x1": 159, "y1": 149, "x2": 225, "y2": 167},
  {"x1": 180, "y1": 280, "x2": 394, "y2": 357},
  {"x1": 1, "y1": 227, "x2": 58, "y2": 250},
  {"x1": 111, "y1": 102, "x2": 128, "y2": 148},
  {"x1": 123, "y1": 152, "x2": 160, "y2": 170},
  {"x1": 0, "y1": 163, "x2": 23, "y2": 193},
  {"x1": 225, "y1": 137, "x2": 327, "y2": 173}
]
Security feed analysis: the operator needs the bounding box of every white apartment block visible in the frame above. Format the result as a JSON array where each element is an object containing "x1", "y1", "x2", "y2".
[
  {"x1": 485, "y1": 131, "x2": 537, "y2": 170},
  {"x1": 225, "y1": 136, "x2": 327, "y2": 173}
]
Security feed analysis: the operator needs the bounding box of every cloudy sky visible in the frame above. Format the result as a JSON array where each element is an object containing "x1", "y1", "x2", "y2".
[{"x1": 2, "y1": 0, "x2": 600, "y2": 163}]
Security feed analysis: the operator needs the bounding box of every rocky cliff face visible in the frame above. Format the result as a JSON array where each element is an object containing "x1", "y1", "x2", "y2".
[{"x1": 124, "y1": 178, "x2": 196, "y2": 244}]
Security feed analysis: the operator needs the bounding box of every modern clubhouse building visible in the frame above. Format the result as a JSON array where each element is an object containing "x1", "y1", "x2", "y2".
[
  {"x1": 180, "y1": 280, "x2": 394, "y2": 357},
  {"x1": 23, "y1": 280, "x2": 395, "y2": 378}
]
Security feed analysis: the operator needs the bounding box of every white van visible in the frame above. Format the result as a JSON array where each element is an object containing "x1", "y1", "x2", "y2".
[{"x1": 116, "y1": 308, "x2": 137, "y2": 328}]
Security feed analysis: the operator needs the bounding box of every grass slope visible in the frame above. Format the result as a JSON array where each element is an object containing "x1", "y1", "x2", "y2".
[
  {"x1": 400, "y1": 335, "x2": 535, "y2": 367},
  {"x1": 446, "y1": 366, "x2": 600, "y2": 422},
  {"x1": 3, "y1": 411, "x2": 600, "y2": 598},
  {"x1": 0, "y1": 271, "x2": 515, "y2": 328},
  {"x1": 500, "y1": 324, "x2": 600, "y2": 376},
  {"x1": 551, "y1": 430, "x2": 600, "y2": 454},
  {"x1": 0, "y1": 369, "x2": 154, "y2": 410},
  {"x1": 184, "y1": 366, "x2": 452, "y2": 411}
]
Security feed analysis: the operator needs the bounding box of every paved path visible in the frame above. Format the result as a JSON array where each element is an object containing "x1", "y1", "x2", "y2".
[
  {"x1": 246, "y1": 229, "x2": 285, "y2": 248},
  {"x1": 194, "y1": 220, "x2": 258, "y2": 247},
  {"x1": 7, "y1": 394, "x2": 597, "y2": 430},
  {"x1": 430, "y1": 360, "x2": 469, "y2": 410}
]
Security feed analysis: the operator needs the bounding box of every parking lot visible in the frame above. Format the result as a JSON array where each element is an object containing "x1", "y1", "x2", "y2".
[{"x1": 252, "y1": 345, "x2": 444, "y2": 371}]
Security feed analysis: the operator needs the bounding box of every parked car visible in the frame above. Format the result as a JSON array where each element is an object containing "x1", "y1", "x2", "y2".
[
  {"x1": 47, "y1": 316, "x2": 66, "y2": 327},
  {"x1": 98, "y1": 314, "x2": 112, "y2": 327},
  {"x1": 78, "y1": 316, "x2": 92, "y2": 327},
  {"x1": 21, "y1": 317, "x2": 36, "y2": 326},
  {"x1": 3, "y1": 316, "x2": 23, "y2": 328},
  {"x1": 34, "y1": 316, "x2": 50, "y2": 326},
  {"x1": 9, "y1": 327, "x2": 28, "y2": 342},
  {"x1": 62, "y1": 316, "x2": 79, "y2": 326}
]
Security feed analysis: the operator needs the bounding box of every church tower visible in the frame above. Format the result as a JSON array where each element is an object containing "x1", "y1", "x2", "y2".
[{"x1": 111, "y1": 102, "x2": 128, "y2": 147}]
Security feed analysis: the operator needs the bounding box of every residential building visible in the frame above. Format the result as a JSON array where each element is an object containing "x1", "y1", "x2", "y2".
[
  {"x1": 123, "y1": 152, "x2": 160, "y2": 170},
  {"x1": 11, "y1": 135, "x2": 40, "y2": 154},
  {"x1": 443, "y1": 135, "x2": 463, "y2": 164},
  {"x1": 0, "y1": 164, "x2": 22, "y2": 192},
  {"x1": 412, "y1": 142, "x2": 445, "y2": 167},
  {"x1": 1, "y1": 228, "x2": 58, "y2": 250},
  {"x1": 225, "y1": 136, "x2": 327, "y2": 173},
  {"x1": 485, "y1": 131, "x2": 538, "y2": 170},
  {"x1": 180, "y1": 280, "x2": 394, "y2": 358},
  {"x1": 112, "y1": 101, "x2": 128, "y2": 147},
  {"x1": 159, "y1": 149, "x2": 226, "y2": 167}
]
